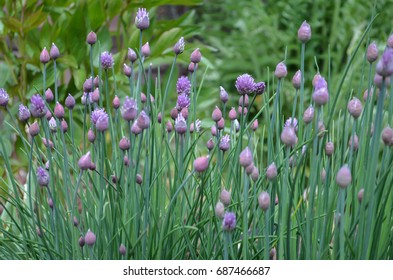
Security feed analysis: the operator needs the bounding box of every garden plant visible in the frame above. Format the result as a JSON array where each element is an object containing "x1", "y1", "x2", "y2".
[{"x1": 1, "y1": 5, "x2": 393, "y2": 260}]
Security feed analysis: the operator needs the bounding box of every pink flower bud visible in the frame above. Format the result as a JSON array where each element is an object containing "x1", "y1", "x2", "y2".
[
  {"x1": 274, "y1": 62, "x2": 287, "y2": 79},
  {"x1": 215, "y1": 201, "x2": 225, "y2": 218},
  {"x1": 85, "y1": 229, "x2": 96, "y2": 246},
  {"x1": 347, "y1": 97, "x2": 362, "y2": 119},
  {"x1": 142, "y1": 42, "x2": 150, "y2": 57},
  {"x1": 292, "y1": 70, "x2": 301, "y2": 89},
  {"x1": 190, "y1": 48, "x2": 202, "y2": 64},
  {"x1": 297, "y1": 21, "x2": 311, "y2": 43},
  {"x1": 281, "y1": 126, "x2": 298, "y2": 146},
  {"x1": 258, "y1": 191, "x2": 270, "y2": 211},
  {"x1": 54, "y1": 102, "x2": 65, "y2": 119},
  {"x1": 119, "y1": 137, "x2": 130, "y2": 151},
  {"x1": 40, "y1": 47, "x2": 50, "y2": 64},
  {"x1": 228, "y1": 107, "x2": 237, "y2": 120},
  {"x1": 325, "y1": 141, "x2": 334, "y2": 156},
  {"x1": 194, "y1": 156, "x2": 209, "y2": 172},
  {"x1": 382, "y1": 126, "x2": 393, "y2": 146},
  {"x1": 29, "y1": 121, "x2": 40, "y2": 137},
  {"x1": 45, "y1": 88, "x2": 54, "y2": 102},
  {"x1": 366, "y1": 42, "x2": 378, "y2": 63},
  {"x1": 239, "y1": 147, "x2": 253, "y2": 167},
  {"x1": 266, "y1": 162, "x2": 277, "y2": 181},
  {"x1": 348, "y1": 134, "x2": 359, "y2": 151},
  {"x1": 119, "y1": 244, "x2": 126, "y2": 256},
  {"x1": 220, "y1": 189, "x2": 231, "y2": 206},
  {"x1": 336, "y1": 165, "x2": 352, "y2": 188},
  {"x1": 113, "y1": 95, "x2": 120, "y2": 109},
  {"x1": 86, "y1": 31, "x2": 97, "y2": 45},
  {"x1": 207, "y1": 138, "x2": 214, "y2": 150},
  {"x1": 303, "y1": 105, "x2": 314, "y2": 124},
  {"x1": 212, "y1": 106, "x2": 222, "y2": 122}
]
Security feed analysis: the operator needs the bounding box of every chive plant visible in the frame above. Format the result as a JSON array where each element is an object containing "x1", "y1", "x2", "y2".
[{"x1": 1, "y1": 9, "x2": 393, "y2": 260}]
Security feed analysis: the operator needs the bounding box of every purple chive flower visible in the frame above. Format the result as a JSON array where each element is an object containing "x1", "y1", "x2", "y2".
[
  {"x1": 30, "y1": 94, "x2": 47, "y2": 118},
  {"x1": 258, "y1": 191, "x2": 271, "y2": 211},
  {"x1": 101, "y1": 51, "x2": 114, "y2": 70},
  {"x1": 40, "y1": 47, "x2": 50, "y2": 64},
  {"x1": 142, "y1": 42, "x2": 150, "y2": 57},
  {"x1": 281, "y1": 126, "x2": 298, "y2": 146},
  {"x1": 45, "y1": 88, "x2": 54, "y2": 102},
  {"x1": 0, "y1": 88, "x2": 9, "y2": 107},
  {"x1": 78, "y1": 151, "x2": 92, "y2": 170},
  {"x1": 176, "y1": 94, "x2": 190, "y2": 111},
  {"x1": 18, "y1": 104, "x2": 31, "y2": 122},
  {"x1": 81, "y1": 92, "x2": 93, "y2": 105},
  {"x1": 65, "y1": 94, "x2": 76, "y2": 109},
  {"x1": 219, "y1": 86, "x2": 229, "y2": 103},
  {"x1": 85, "y1": 229, "x2": 96, "y2": 246},
  {"x1": 29, "y1": 121, "x2": 40, "y2": 137},
  {"x1": 336, "y1": 164, "x2": 352, "y2": 188},
  {"x1": 266, "y1": 162, "x2": 277, "y2": 181},
  {"x1": 215, "y1": 201, "x2": 225, "y2": 218},
  {"x1": 175, "y1": 114, "x2": 187, "y2": 135},
  {"x1": 297, "y1": 21, "x2": 312, "y2": 43},
  {"x1": 376, "y1": 47, "x2": 393, "y2": 77},
  {"x1": 173, "y1": 37, "x2": 185, "y2": 55},
  {"x1": 220, "y1": 189, "x2": 231, "y2": 206},
  {"x1": 49, "y1": 117, "x2": 57, "y2": 132},
  {"x1": 254, "y1": 82, "x2": 266, "y2": 95},
  {"x1": 222, "y1": 212, "x2": 236, "y2": 231},
  {"x1": 121, "y1": 97, "x2": 138, "y2": 121},
  {"x1": 239, "y1": 147, "x2": 253, "y2": 167},
  {"x1": 50, "y1": 43, "x2": 59, "y2": 60},
  {"x1": 235, "y1": 74, "x2": 255, "y2": 95},
  {"x1": 119, "y1": 244, "x2": 127, "y2": 256},
  {"x1": 194, "y1": 156, "x2": 209, "y2": 172},
  {"x1": 303, "y1": 105, "x2": 314, "y2": 124},
  {"x1": 274, "y1": 62, "x2": 288, "y2": 79},
  {"x1": 123, "y1": 64, "x2": 131, "y2": 77},
  {"x1": 91, "y1": 108, "x2": 105, "y2": 125},
  {"x1": 96, "y1": 112, "x2": 109, "y2": 132},
  {"x1": 135, "y1": 8, "x2": 150, "y2": 30},
  {"x1": 312, "y1": 77, "x2": 329, "y2": 105},
  {"x1": 37, "y1": 167, "x2": 49, "y2": 187},
  {"x1": 284, "y1": 117, "x2": 298, "y2": 132},
  {"x1": 86, "y1": 31, "x2": 97, "y2": 45},
  {"x1": 190, "y1": 48, "x2": 202, "y2": 64},
  {"x1": 128, "y1": 48, "x2": 137, "y2": 63},
  {"x1": 176, "y1": 76, "x2": 191, "y2": 96},
  {"x1": 219, "y1": 134, "x2": 230, "y2": 151},
  {"x1": 292, "y1": 70, "x2": 301, "y2": 89},
  {"x1": 366, "y1": 42, "x2": 378, "y2": 63},
  {"x1": 137, "y1": 111, "x2": 150, "y2": 130}
]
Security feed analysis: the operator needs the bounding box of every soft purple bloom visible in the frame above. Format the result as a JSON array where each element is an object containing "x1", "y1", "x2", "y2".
[
  {"x1": 312, "y1": 77, "x2": 329, "y2": 105},
  {"x1": 121, "y1": 97, "x2": 138, "y2": 121},
  {"x1": 175, "y1": 114, "x2": 187, "y2": 134},
  {"x1": 176, "y1": 76, "x2": 191, "y2": 96},
  {"x1": 176, "y1": 94, "x2": 190, "y2": 111},
  {"x1": 254, "y1": 82, "x2": 266, "y2": 95},
  {"x1": 136, "y1": 111, "x2": 150, "y2": 130},
  {"x1": 78, "y1": 151, "x2": 92, "y2": 170},
  {"x1": 219, "y1": 86, "x2": 229, "y2": 103},
  {"x1": 222, "y1": 212, "x2": 236, "y2": 231},
  {"x1": 50, "y1": 43, "x2": 59, "y2": 60},
  {"x1": 142, "y1": 42, "x2": 150, "y2": 57},
  {"x1": 101, "y1": 51, "x2": 114, "y2": 69},
  {"x1": 91, "y1": 108, "x2": 106, "y2": 125},
  {"x1": 297, "y1": 21, "x2": 312, "y2": 43},
  {"x1": 284, "y1": 117, "x2": 298, "y2": 132},
  {"x1": 40, "y1": 47, "x2": 50, "y2": 64},
  {"x1": 0, "y1": 88, "x2": 9, "y2": 107},
  {"x1": 81, "y1": 92, "x2": 93, "y2": 105},
  {"x1": 86, "y1": 31, "x2": 97, "y2": 45},
  {"x1": 65, "y1": 94, "x2": 76, "y2": 109},
  {"x1": 190, "y1": 48, "x2": 202, "y2": 63},
  {"x1": 219, "y1": 134, "x2": 230, "y2": 151},
  {"x1": 96, "y1": 112, "x2": 109, "y2": 132},
  {"x1": 376, "y1": 47, "x2": 393, "y2": 77},
  {"x1": 135, "y1": 8, "x2": 150, "y2": 30},
  {"x1": 30, "y1": 94, "x2": 47, "y2": 118},
  {"x1": 85, "y1": 229, "x2": 96, "y2": 246},
  {"x1": 37, "y1": 167, "x2": 49, "y2": 187},
  {"x1": 128, "y1": 48, "x2": 137, "y2": 63},
  {"x1": 235, "y1": 74, "x2": 255, "y2": 95},
  {"x1": 173, "y1": 37, "x2": 185, "y2": 55},
  {"x1": 49, "y1": 117, "x2": 57, "y2": 132},
  {"x1": 18, "y1": 104, "x2": 31, "y2": 122}
]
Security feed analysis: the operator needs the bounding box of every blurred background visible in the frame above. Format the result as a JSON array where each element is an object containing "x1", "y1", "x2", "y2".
[{"x1": 1, "y1": 0, "x2": 393, "y2": 186}]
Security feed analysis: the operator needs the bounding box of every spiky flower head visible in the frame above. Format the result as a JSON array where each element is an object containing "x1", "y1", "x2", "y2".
[
  {"x1": 37, "y1": 167, "x2": 49, "y2": 187},
  {"x1": 176, "y1": 94, "x2": 190, "y2": 111},
  {"x1": 175, "y1": 114, "x2": 187, "y2": 135},
  {"x1": 235, "y1": 74, "x2": 255, "y2": 95},
  {"x1": 176, "y1": 76, "x2": 191, "y2": 96},
  {"x1": 284, "y1": 117, "x2": 298, "y2": 132},
  {"x1": 0, "y1": 88, "x2": 9, "y2": 107},
  {"x1": 173, "y1": 37, "x2": 185, "y2": 55},
  {"x1": 30, "y1": 94, "x2": 47, "y2": 118},
  {"x1": 91, "y1": 108, "x2": 106, "y2": 125},
  {"x1": 312, "y1": 77, "x2": 329, "y2": 105},
  {"x1": 101, "y1": 51, "x2": 114, "y2": 70},
  {"x1": 136, "y1": 111, "x2": 150, "y2": 130},
  {"x1": 121, "y1": 97, "x2": 138, "y2": 121},
  {"x1": 135, "y1": 8, "x2": 150, "y2": 30},
  {"x1": 376, "y1": 47, "x2": 393, "y2": 77},
  {"x1": 96, "y1": 111, "x2": 109, "y2": 132},
  {"x1": 254, "y1": 82, "x2": 266, "y2": 95},
  {"x1": 18, "y1": 104, "x2": 31, "y2": 122},
  {"x1": 219, "y1": 134, "x2": 230, "y2": 151},
  {"x1": 222, "y1": 212, "x2": 236, "y2": 231}
]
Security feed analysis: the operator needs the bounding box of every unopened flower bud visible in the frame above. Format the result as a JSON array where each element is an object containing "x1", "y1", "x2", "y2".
[
  {"x1": 40, "y1": 47, "x2": 50, "y2": 64},
  {"x1": 78, "y1": 152, "x2": 92, "y2": 171},
  {"x1": 220, "y1": 86, "x2": 229, "y2": 103},
  {"x1": 358, "y1": 188, "x2": 364, "y2": 203},
  {"x1": 188, "y1": 62, "x2": 195, "y2": 73},
  {"x1": 119, "y1": 244, "x2": 126, "y2": 256},
  {"x1": 229, "y1": 107, "x2": 237, "y2": 120},
  {"x1": 65, "y1": 94, "x2": 75, "y2": 109},
  {"x1": 136, "y1": 174, "x2": 143, "y2": 185},
  {"x1": 303, "y1": 105, "x2": 314, "y2": 124},
  {"x1": 367, "y1": 42, "x2": 378, "y2": 63},
  {"x1": 54, "y1": 102, "x2": 65, "y2": 119},
  {"x1": 88, "y1": 129, "x2": 95, "y2": 143},
  {"x1": 119, "y1": 137, "x2": 130, "y2": 151},
  {"x1": 215, "y1": 201, "x2": 225, "y2": 218},
  {"x1": 190, "y1": 48, "x2": 202, "y2": 63},
  {"x1": 274, "y1": 62, "x2": 287, "y2": 79},
  {"x1": 382, "y1": 126, "x2": 393, "y2": 146},
  {"x1": 239, "y1": 147, "x2": 253, "y2": 167},
  {"x1": 325, "y1": 141, "x2": 334, "y2": 156},
  {"x1": 194, "y1": 156, "x2": 209, "y2": 172},
  {"x1": 212, "y1": 106, "x2": 222, "y2": 122},
  {"x1": 29, "y1": 121, "x2": 40, "y2": 137},
  {"x1": 166, "y1": 120, "x2": 173, "y2": 133},
  {"x1": 50, "y1": 43, "x2": 59, "y2": 60},
  {"x1": 348, "y1": 134, "x2": 359, "y2": 151},
  {"x1": 220, "y1": 189, "x2": 231, "y2": 206},
  {"x1": 142, "y1": 42, "x2": 150, "y2": 57},
  {"x1": 292, "y1": 70, "x2": 301, "y2": 89},
  {"x1": 297, "y1": 21, "x2": 312, "y2": 43},
  {"x1": 347, "y1": 97, "x2": 363, "y2": 119},
  {"x1": 113, "y1": 95, "x2": 120, "y2": 109},
  {"x1": 85, "y1": 229, "x2": 96, "y2": 246},
  {"x1": 336, "y1": 165, "x2": 352, "y2": 188},
  {"x1": 173, "y1": 37, "x2": 185, "y2": 55},
  {"x1": 86, "y1": 31, "x2": 97, "y2": 45},
  {"x1": 281, "y1": 126, "x2": 297, "y2": 146},
  {"x1": 258, "y1": 192, "x2": 270, "y2": 211},
  {"x1": 266, "y1": 162, "x2": 277, "y2": 181},
  {"x1": 207, "y1": 138, "x2": 214, "y2": 151},
  {"x1": 45, "y1": 88, "x2": 54, "y2": 102}
]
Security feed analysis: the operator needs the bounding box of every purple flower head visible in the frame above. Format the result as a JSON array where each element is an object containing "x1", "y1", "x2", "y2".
[
  {"x1": 222, "y1": 212, "x2": 236, "y2": 231},
  {"x1": 235, "y1": 74, "x2": 255, "y2": 95},
  {"x1": 121, "y1": 97, "x2": 138, "y2": 121},
  {"x1": 49, "y1": 117, "x2": 57, "y2": 132},
  {"x1": 30, "y1": 94, "x2": 47, "y2": 118},
  {"x1": 136, "y1": 110, "x2": 150, "y2": 130},
  {"x1": 312, "y1": 77, "x2": 329, "y2": 105},
  {"x1": 128, "y1": 48, "x2": 137, "y2": 63},
  {"x1": 86, "y1": 31, "x2": 97, "y2": 45},
  {"x1": 91, "y1": 108, "x2": 106, "y2": 125},
  {"x1": 101, "y1": 51, "x2": 114, "y2": 70},
  {"x1": 50, "y1": 43, "x2": 60, "y2": 60},
  {"x1": 37, "y1": 167, "x2": 49, "y2": 187},
  {"x1": 284, "y1": 117, "x2": 298, "y2": 132},
  {"x1": 175, "y1": 114, "x2": 187, "y2": 135},
  {"x1": 176, "y1": 94, "x2": 190, "y2": 111},
  {"x1": 85, "y1": 229, "x2": 96, "y2": 246},
  {"x1": 65, "y1": 94, "x2": 76, "y2": 109},
  {"x1": 219, "y1": 134, "x2": 230, "y2": 151},
  {"x1": 96, "y1": 112, "x2": 109, "y2": 132},
  {"x1": 173, "y1": 37, "x2": 185, "y2": 55},
  {"x1": 376, "y1": 47, "x2": 393, "y2": 77},
  {"x1": 81, "y1": 92, "x2": 93, "y2": 105},
  {"x1": 315, "y1": 76, "x2": 328, "y2": 90},
  {"x1": 40, "y1": 47, "x2": 50, "y2": 64},
  {"x1": 254, "y1": 82, "x2": 266, "y2": 95},
  {"x1": 135, "y1": 8, "x2": 150, "y2": 30},
  {"x1": 0, "y1": 88, "x2": 10, "y2": 107},
  {"x1": 176, "y1": 76, "x2": 191, "y2": 96},
  {"x1": 78, "y1": 151, "x2": 92, "y2": 170},
  {"x1": 18, "y1": 104, "x2": 31, "y2": 122},
  {"x1": 219, "y1": 86, "x2": 229, "y2": 103}
]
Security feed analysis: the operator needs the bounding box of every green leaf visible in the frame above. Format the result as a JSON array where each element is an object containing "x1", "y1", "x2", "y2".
[
  {"x1": 2, "y1": 17, "x2": 22, "y2": 33},
  {"x1": 58, "y1": 54, "x2": 78, "y2": 69},
  {"x1": 23, "y1": 9, "x2": 46, "y2": 32}
]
